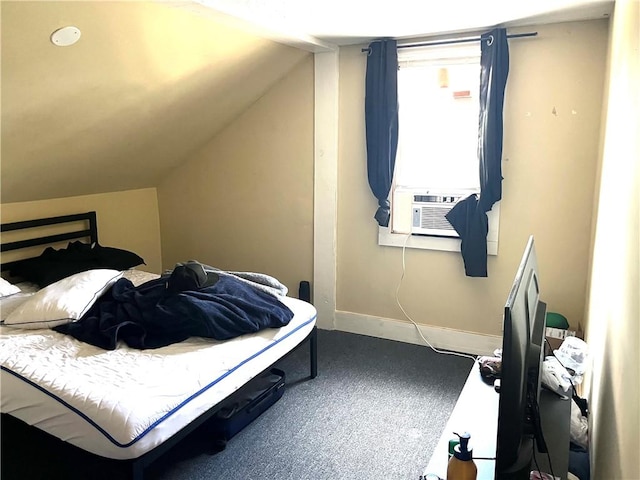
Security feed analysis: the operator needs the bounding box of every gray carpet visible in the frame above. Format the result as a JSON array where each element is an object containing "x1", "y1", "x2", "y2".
[{"x1": 148, "y1": 329, "x2": 473, "y2": 480}]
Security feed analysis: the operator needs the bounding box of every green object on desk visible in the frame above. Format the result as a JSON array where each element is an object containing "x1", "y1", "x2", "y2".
[
  {"x1": 546, "y1": 312, "x2": 569, "y2": 329},
  {"x1": 448, "y1": 438, "x2": 460, "y2": 458}
]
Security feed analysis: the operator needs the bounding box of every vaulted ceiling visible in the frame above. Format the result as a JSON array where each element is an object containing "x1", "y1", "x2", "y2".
[{"x1": 0, "y1": 1, "x2": 308, "y2": 203}]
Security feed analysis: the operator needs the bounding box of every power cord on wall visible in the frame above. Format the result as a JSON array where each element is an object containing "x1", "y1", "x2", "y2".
[{"x1": 396, "y1": 233, "x2": 477, "y2": 363}]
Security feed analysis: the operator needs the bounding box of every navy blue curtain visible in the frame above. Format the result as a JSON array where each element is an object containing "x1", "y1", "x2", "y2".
[
  {"x1": 365, "y1": 39, "x2": 399, "y2": 227},
  {"x1": 446, "y1": 28, "x2": 509, "y2": 277}
]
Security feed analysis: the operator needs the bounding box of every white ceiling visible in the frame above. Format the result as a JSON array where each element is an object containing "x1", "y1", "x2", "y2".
[{"x1": 177, "y1": 0, "x2": 614, "y2": 50}]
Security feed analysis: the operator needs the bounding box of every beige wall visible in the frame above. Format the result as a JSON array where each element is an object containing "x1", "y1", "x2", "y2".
[
  {"x1": 157, "y1": 56, "x2": 314, "y2": 295},
  {"x1": 336, "y1": 20, "x2": 608, "y2": 335},
  {"x1": 0, "y1": 188, "x2": 162, "y2": 274},
  {"x1": 584, "y1": 1, "x2": 639, "y2": 478}
]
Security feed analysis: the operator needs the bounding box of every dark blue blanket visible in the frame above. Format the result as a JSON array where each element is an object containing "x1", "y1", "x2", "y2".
[{"x1": 54, "y1": 275, "x2": 294, "y2": 350}]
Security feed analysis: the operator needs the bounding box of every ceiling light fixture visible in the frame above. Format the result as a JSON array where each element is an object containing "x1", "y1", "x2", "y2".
[{"x1": 50, "y1": 26, "x2": 81, "y2": 47}]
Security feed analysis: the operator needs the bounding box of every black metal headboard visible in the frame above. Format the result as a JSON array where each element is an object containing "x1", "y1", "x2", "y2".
[{"x1": 1, "y1": 212, "x2": 98, "y2": 272}]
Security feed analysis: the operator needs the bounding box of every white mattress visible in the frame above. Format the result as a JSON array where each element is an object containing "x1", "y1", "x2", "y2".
[{"x1": 0, "y1": 290, "x2": 316, "y2": 460}]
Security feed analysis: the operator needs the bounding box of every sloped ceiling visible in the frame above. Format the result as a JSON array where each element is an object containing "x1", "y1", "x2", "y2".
[{"x1": 0, "y1": 1, "x2": 309, "y2": 203}]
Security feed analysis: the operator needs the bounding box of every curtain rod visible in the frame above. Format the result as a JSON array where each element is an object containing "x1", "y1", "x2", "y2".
[{"x1": 361, "y1": 32, "x2": 537, "y2": 53}]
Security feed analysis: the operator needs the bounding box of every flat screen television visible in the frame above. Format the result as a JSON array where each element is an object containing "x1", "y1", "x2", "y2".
[{"x1": 495, "y1": 236, "x2": 548, "y2": 479}]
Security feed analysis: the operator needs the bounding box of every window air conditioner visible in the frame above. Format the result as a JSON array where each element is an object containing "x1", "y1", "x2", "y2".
[
  {"x1": 391, "y1": 188, "x2": 476, "y2": 237},
  {"x1": 410, "y1": 192, "x2": 464, "y2": 237}
]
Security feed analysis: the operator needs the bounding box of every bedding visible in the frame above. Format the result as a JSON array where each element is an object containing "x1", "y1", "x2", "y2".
[
  {"x1": 1, "y1": 270, "x2": 317, "y2": 460},
  {"x1": 1, "y1": 212, "x2": 317, "y2": 479},
  {"x1": 53, "y1": 272, "x2": 295, "y2": 349},
  {"x1": 8, "y1": 240, "x2": 144, "y2": 287},
  {"x1": 4, "y1": 269, "x2": 123, "y2": 329},
  {"x1": 0, "y1": 277, "x2": 21, "y2": 297},
  {"x1": 0, "y1": 281, "x2": 39, "y2": 321},
  {"x1": 0, "y1": 293, "x2": 317, "y2": 460}
]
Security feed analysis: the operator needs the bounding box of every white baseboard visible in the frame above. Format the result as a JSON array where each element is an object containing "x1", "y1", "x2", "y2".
[{"x1": 333, "y1": 310, "x2": 501, "y2": 356}]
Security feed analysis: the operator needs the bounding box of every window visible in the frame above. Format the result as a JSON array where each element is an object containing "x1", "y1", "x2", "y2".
[
  {"x1": 380, "y1": 43, "x2": 499, "y2": 254},
  {"x1": 395, "y1": 44, "x2": 481, "y2": 192}
]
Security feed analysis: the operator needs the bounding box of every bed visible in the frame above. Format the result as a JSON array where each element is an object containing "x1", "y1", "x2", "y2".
[{"x1": 0, "y1": 212, "x2": 318, "y2": 479}]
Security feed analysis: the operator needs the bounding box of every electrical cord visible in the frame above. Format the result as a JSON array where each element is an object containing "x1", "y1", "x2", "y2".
[
  {"x1": 532, "y1": 443, "x2": 543, "y2": 475},
  {"x1": 531, "y1": 439, "x2": 557, "y2": 480},
  {"x1": 395, "y1": 233, "x2": 477, "y2": 363},
  {"x1": 530, "y1": 388, "x2": 556, "y2": 479}
]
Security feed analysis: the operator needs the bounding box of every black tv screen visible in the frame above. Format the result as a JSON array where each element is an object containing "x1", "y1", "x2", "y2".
[{"x1": 496, "y1": 236, "x2": 543, "y2": 478}]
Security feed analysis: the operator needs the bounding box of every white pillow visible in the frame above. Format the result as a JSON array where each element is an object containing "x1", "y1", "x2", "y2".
[
  {"x1": 1, "y1": 292, "x2": 35, "y2": 321},
  {"x1": 4, "y1": 269, "x2": 123, "y2": 329},
  {"x1": 0, "y1": 277, "x2": 21, "y2": 298}
]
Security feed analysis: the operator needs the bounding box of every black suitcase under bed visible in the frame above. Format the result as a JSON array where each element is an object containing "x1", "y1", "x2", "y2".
[{"x1": 203, "y1": 367, "x2": 286, "y2": 449}]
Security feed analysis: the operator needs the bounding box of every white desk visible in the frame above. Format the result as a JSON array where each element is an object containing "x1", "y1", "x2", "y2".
[{"x1": 424, "y1": 362, "x2": 570, "y2": 480}]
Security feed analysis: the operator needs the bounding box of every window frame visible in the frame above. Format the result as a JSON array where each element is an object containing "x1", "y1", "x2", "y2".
[{"x1": 378, "y1": 43, "x2": 500, "y2": 255}]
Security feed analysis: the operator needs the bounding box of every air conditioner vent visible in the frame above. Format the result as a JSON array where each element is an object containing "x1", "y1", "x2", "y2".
[
  {"x1": 420, "y1": 206, "x2": 456, "y2": 231},
  {"x1": 408, "y1": 190, "x2": 470, "y2": 237}
]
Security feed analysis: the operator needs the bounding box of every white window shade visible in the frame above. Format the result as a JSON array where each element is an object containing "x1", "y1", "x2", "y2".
[{"x1": 395, "y1": 44, "x2": 481, "y2": 191}]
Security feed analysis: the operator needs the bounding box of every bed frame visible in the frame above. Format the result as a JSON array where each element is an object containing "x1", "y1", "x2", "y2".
[
  {"x1": 1, "y1": 211, "x2": 99, "y2": 272},
  {"x1": 1, "y1": 211, "x2": 318, "y2": 480}
]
